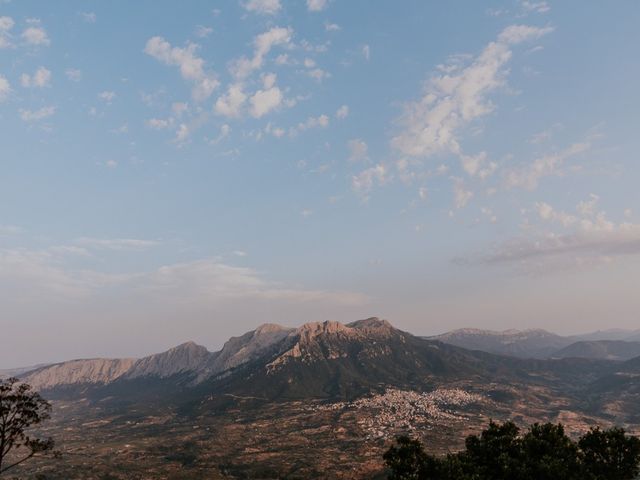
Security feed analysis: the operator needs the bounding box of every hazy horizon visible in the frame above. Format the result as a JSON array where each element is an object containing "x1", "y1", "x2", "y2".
[
  {"x1": 3, "y1": 315, "x2": 640, "y2": 370},
  {"x1": 2, "y1": 1, "x2": 640, "y2": 367}
]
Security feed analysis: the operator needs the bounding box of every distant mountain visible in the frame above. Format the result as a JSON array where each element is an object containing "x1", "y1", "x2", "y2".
[
  {"x1": 13, "y1": 317, "x2": 638, "y2": 426},
  {"x1": 572, "y1": 329, "x2": 640, "y2": 342},
  {"x1": 24, "y1": 358, "x2": 136, "y2": 390},
  {"x1": 626, "y1": 332, "x2": 640, "y2": 342},
  {"x1": 427, "y1": 328, "x2": 572, "y2": 359},
  {"x1": 553, "y1": 340, "x2": 640, "y2": 361},
  {"x1": 429, "y1": 327, "x2": 640, "y2": 360},
  {"x1": 9, "y1": 318, "x2": 640, "y2": 480},
  {"x1": 205, "y1": 318, "x2": 502, "y2": 401},
  {"x1": 18, "y1": 317, "x2": 615, "y2": 405}
]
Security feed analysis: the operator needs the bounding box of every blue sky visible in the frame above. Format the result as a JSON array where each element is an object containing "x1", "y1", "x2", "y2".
[{"x1": 1, "y1": 1, "x2": 640, "y2": 366}]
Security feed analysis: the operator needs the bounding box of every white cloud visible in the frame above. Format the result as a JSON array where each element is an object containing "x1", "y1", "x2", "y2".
[
  {"x1": 0, "y1": 75, "x2": 10, "y2": 102},
  {"x1": 195, "y1": 25, "x2": 213, "y2": 38},
  {"x1": 504, "y1": 141, "x2": 590, "y2": 190},
  {"x1": 144, "y1": 36, "x2": 219, "y2": 101},
  {"x1": 65, "y1": 68, "x2": 82, "y2": 82},
  {"x1": 209, "y1": 123, "x2": 231, "y2": 144},
  {"x1": 324, "y1": 22, "x2": 340, "y2": 32},
  {"x1": 75, "y1": 237, "x2": 159, "y2": 250},
  {"x1": 576, "y1": 194, "x2": 600, "y2": 217},
  {"x1": 19, "y1": 106, "x2": 55, "y2": 122},
  {"x1": 174, "y1": 123, "x2": 191, "y2": 144},
  {"x1": 98, "y1": 90, "x2": 116, "y2": 103},
  {"x1": 460, "y1": 151, "x2": 497, "y2": 179},
  {"x1": 307, "y1": 67, "x2": 331, "y2": 82},
  {"x1": 21, "y1": 26, "x2": 50, "y2": 46},
  {"x1": 348, "y1": 138, "x2": 369, "y2": 162},
  {"x1": 290, "y1": 114, "x2": 329, "y2": 136},
  {"x1": 459, "y1": 197, "x2": 640, "y2": 272},
  {"x1": 242, "y1": 0, "x2": 281, "y2": 15},
  {"x1": 81, "y1": 12, "x2": 97, "y2": 23},
  {"x1": 352, "y1": 164, "x2": 388, "y2": 195},
  {"x1": 20, "y1": 66, "x2": 51, "y2": 88},
  {"x1": 362, "y1": 44, "x2": 370, "y2": 61},
  {"x1": 0, "y1": 16, "x2": 14, "y2": 48},
  {"x1": 535, "y1": 202, "x2": 577, "y2": 227},
  {"x1": 520, "y1": 1, "x2": 550, "y2": 14},
  {"x1": 452, "y1": 177, "x2": 473, "y2": 209},
  {"x1": 498, "y1": 24, "x2": 553, "y2": 44},
  {"x1": 301, "y1": 209, "x2": 313, "y2": 217},
  {"x1": 146, "y1": 117, "x2": 174, "y2": 130},
  {"x1": 307, "y1": 0, "x2": 328, "y2": 12},
  {"x1": 105, "y1": 159, "x2": 118, "y2": 169},
  {"x1": 214, "y1": 83, "x2": 247, "y2": 118},
  {"x1": 172, "y1": 102, "x2": 188, "y2": 117},
  {"x1": 250, "y1": 85, "x2": 283, "y2": 118},
  {"x1": 230, "y1": 26, "x2": 292, "y2": 79},
  {"x1": 335, "y1": 104, "x2": 349, "y2": 119},
  {"x1": 0, "y1": 249, "x2": 368, "y2": 307},
  {"x1": 391, "y1": 25, "x2": 553, "y2": 161}
]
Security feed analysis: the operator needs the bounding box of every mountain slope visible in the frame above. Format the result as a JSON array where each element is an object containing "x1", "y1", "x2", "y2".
[
  {"x1": 24, "y1": 358, "x2": 136, "y2": 390},
  {"x1": 126, "y1": 341, "x2": 213, "y2": 380},
  {"x1": 553, "y1": 340, "x2": 640, "y2": 361},
  {"x1": 428, "y1": 328, "x2": 572, "y2": 358}
]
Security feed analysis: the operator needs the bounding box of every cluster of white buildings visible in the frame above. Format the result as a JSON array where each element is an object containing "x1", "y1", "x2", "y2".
[{"x1": 321, "y1": 388, "x2": 485, "y2": 439}]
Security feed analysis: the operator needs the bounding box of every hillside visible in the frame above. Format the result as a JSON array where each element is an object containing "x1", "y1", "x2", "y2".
[{"x1": 553, "y1": 340, "x2": 640, "y2": 361}]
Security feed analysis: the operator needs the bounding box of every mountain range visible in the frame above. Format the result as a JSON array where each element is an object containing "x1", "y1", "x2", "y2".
[
  {"x1": 428, "y1": 327, "x2": 640, "y2": 360},
  {"x1": 8, "y1": 318, "x2": 639, "y2": 411},
  {"x1": 7, "y1": 317, "x2": 640, "y2": 479}
]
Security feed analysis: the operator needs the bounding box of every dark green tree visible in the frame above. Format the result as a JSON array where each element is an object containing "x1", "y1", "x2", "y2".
[
  {"x1": 383, "y1": 436, "x2": 436, "y2": 480},
  {"x1": 579, "y1": 426, "x2": 640, "y2": 480},
  {"x1": 383, "y1": 421, "x2": 640, "y2": 480},
  {"x1": 463, "y1": 420, "x2": 522, "y2": 479},
  {"x1": 0, "y1": 378, "x2": 54, "y2": 476},
  {"x1": 519, "y1": 423, "x2": 581, "y2": 480}
]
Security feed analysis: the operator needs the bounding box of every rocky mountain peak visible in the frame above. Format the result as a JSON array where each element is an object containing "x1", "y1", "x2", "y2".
[
  {"x1": 254, "y1": 323, "x2": 289, "y2": 335},
  {"x1": 206, "y1": 323, "x2": 294, "y2": 375},
  {"x1": 348, "y1": 317, "x2": 394, "y2": 335},
  {"x1": 295, "y1": 320, "x2": 351, "y2": 340},
  {"x1": 24, "y1": 358, "x2": 136, "y2": 390},
  {"x1": 127, "y1": 341, "x2": 212, "y2": 379}
]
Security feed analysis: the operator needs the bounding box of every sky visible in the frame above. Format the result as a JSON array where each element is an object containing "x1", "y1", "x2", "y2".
[{"x1": 1, "y1": 0, "x2": 640, "y2": 367}]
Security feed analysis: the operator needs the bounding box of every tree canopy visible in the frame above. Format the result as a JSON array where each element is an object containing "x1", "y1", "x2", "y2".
[
  {"x1": 0, "y1": 377, "x2": 55, "y2": 476},
  {"x1": 384, "y1": 420, "x2": 640, "y2": 480}
]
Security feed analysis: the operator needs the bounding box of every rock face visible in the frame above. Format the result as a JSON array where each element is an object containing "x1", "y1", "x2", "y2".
[
  {"x1": 18, "y1": 324, "x2": 294, "y2": 390},
  {"x1": 24, "y1": 358, "x2": 136, "y2": 390},
  {"x1": 207, "y1": 323, "x2": 293, "y2": 375},
  {"x1": 17, "y1": 318, "x2": 410, "y2": 394},
  {"x1": 126, "y1": 342, "x2": 213, "y2": 380}
]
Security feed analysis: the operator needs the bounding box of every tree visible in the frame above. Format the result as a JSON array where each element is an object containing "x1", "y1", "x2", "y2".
[
  {"x1": 579, "y1": 427, "x2": 640, "y2": 480},
  {"x1": 0, "y1": 377, "x2": 54, "y2": 476},
  {"x1": 383, "y1": 435, "x2": 435, "y2": 480},
  {"x1": 463, "y1": 420, "x2": 522, "y2": 479},
  {"x1": 519, "y1": 423, "x2": 581, "y2": 480},
  {"x1": 383, "y1": 421, "x2": 640, "y2": 480}
]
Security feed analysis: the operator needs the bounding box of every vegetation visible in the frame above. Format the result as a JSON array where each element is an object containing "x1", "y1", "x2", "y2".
[
  {"x1": 0, "y1": 378, "x2": 55, "y2": 476},
  {"x1": 384, "y1": 420, "x2": 640, "y2": 480}
]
